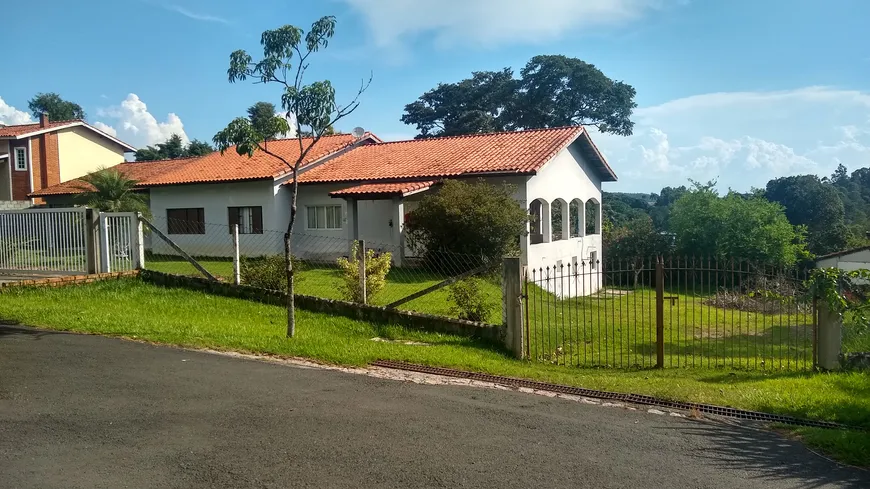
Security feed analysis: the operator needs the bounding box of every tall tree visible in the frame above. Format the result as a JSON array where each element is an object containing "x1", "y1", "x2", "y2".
[
  {"x1": 246, "y1": 101, "x2": 280, "y2": 140},
  {"x1": 401, "y1": 55, "x2": 636, "y2": 139},
  {"x1": 185, "y1": 139, "x2": 215, "y2": 157},
  {"x1": 27, "y1": 92, "x2": 86, "y2": 121},
  {"x1": 765, "y1": 175, "x2": 847, "y2": 255},
  {"x1": 76, "y1": 168, "x2": 150, "y2": 216},
  {"x1": 213, "y1": 16, "x2": 370, "y2": 337},
  {"x1": 604, "y1": 216, "x2": 673, "y2": 286}
]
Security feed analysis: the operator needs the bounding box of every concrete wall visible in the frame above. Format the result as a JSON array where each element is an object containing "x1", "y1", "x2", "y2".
[
  {"x1": 149, "y1": 180, "x2": 280, "y2": 257},
  {"x1": 525, "y1": 142, "x2": 604, "y2": 296},
  {"x1": 57, "y1": 127, "x2": 127, "y2": 182},
  {"x1": 0, "y1": 140, "x2": 10, "y2": 201},
  {"x1": 817, "y1": 249, "x2": 870, "y2": 284}
]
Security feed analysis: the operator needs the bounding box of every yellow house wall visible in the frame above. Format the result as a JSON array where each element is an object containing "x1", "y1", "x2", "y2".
[{"x1": 56, "y1": 126, "x2": 127, "y2": 182}]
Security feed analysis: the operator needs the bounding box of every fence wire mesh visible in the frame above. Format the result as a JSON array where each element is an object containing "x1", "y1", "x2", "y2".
[
  {"x1": 142, "y1": 216, "x2": 501, "y2": 323},
  {"x1": 525, "y1": 257, "x2": 816, "y2": 371}
]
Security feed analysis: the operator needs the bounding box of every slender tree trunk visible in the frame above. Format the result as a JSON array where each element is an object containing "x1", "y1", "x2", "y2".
[{"x1": 285, "y1": 173, "x2": 299, "y2": 337}]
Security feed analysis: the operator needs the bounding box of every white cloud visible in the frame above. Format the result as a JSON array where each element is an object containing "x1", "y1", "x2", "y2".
[
  {"x1": 91, "y1": 121, "x2": 117, "y2": 137},
  {"x1": 165, "y1": 5, "x2": 229, "y2": 24},
  {"x1": 0, "y1": 96, "x2": 34, "y2": 125},
  {"x1": 95, "y1": 93, "x2": 188, "y2": 149},
  {"x1": 592, "y1": 86, "x2": 870, "y2": 192},
  {"x1": 343, "y1": 0, "x2": 679, "y2": 49}
]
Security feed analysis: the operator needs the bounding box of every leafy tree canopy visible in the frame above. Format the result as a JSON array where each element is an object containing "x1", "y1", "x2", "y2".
[
  {"x1": 405, "y1": 179, "x2": 528, "y2": 269},
  {"x1": 402, "y1": 55, "x2": 636, "y2": 139},
  {"x1": 27, "y1": 92, "x2": 85, "y2": 121},
  {"x1": 765, "y1": 175, "x2": 847, "y2": 255},
  {"x1": 670, "y1": 182, "x2": 808, "y2": 266},
  {"x1": 134, "y1": 134, "x2": 214, "y2": 161}
]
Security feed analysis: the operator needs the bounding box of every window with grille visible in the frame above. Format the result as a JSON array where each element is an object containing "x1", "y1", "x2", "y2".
[
  {"x1": 228, "y1": 206, "x2": 263, "y2": 234},
  {"x1": 14, "y1": 147, "x2": 26, "y2": 171},
  {"x1": 306, "y1": 205, "x2": 342, "y2": 230},
  {"x1": 166, "y1": 208, "x2": 205, "y2": 234}
]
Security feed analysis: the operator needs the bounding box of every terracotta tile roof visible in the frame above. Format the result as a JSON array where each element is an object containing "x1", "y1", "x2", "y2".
[
  {"x1": 29, "y1": 159, "x2": 190, "y2": 196},
  {"x1": 329, "y1": 180, "x2": 437, "y2": 198},
  {"x1": 145, "y1": 134, "x2": 360, "y2": 186},
  {"x1": 298, "y1": 126, "x2": 616, "y2": 184},
  {"x1": 0, "y1": 119, "x2": 136, "y2": 151},
  {"x1": 0, "y1": 120, "x2": 86, "y2": 137}
]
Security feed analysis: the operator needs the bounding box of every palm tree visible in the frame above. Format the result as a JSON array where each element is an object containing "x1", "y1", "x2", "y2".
[{"x1": 77, "y1": 168, "x2": 151, "y2": 217}]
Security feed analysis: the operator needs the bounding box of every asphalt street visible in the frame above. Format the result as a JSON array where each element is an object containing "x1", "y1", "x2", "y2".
[{"x1": 1, "y1": 325, "x2": 866, "y2": 488}]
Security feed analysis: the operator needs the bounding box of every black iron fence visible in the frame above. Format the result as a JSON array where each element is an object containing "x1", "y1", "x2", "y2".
[{"x1": 524, "y1": 257, "x2": 816, "y2": 370}]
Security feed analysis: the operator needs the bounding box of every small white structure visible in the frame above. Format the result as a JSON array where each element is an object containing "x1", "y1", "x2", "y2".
[
  {"x1": 33, "y1": 127, "x2": 617, "y2": 296},
  {"x1": 816, "y1": 246, "x2": 870, "y2": 284}
]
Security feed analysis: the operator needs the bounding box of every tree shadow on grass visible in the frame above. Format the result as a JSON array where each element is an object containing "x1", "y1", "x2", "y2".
[{"x1": 666, "y1": 420, "x2": 869, "y2": 488}]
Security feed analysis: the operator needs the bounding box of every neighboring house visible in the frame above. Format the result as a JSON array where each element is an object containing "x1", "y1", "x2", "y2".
[
  {"x1": 816, "y1": 246, "x2": 870, "y2": 284},
  {"x1": 32, "y1": 127, "x2": 616, "y2": 290},
  {"x1": 0, "y1": 114, "x2": 135, "y2": 204}
]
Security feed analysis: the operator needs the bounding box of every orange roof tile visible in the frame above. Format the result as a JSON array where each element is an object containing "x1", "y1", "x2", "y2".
[
  {"x1": 329, "y1": 180, "x2": 437, "y2": 198},
  {"x1": 145, "y1": 134, "x2": 360, "y2": 186},
  {"x1": 0, "y1": 120, "x2": 87, "y2": 137},
  {"x1": 298, "y1": 126, "x2": 616, "y2": 184},
  {"x1": 29, "y1": 159, "x2": 192, "y2": 196}
]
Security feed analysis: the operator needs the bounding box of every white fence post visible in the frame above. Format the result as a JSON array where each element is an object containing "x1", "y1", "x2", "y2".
[
  {"x1": 98, "y1": 212, "x2": 111, "y2": 273},
  {"x1": 233, "y1": 224, "x2": 241, "y2": 286},
  {"x1": 134, "y1": 213, "x2": 146, "y2": 270}
]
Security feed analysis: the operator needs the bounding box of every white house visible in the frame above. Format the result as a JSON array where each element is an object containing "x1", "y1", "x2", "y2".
[
  {"x1": 32, "y1": 127, "x2": 617, "y2": 294},
  {"x1": 816, "y1": 246, "x2": 870, "y2": 284}
]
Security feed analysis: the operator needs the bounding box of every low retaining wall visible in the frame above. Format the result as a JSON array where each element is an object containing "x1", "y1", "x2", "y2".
[
  {"x1": 0, "y1": 271, "x2": 139, "y2": 289},
  {"x1": 138, "y1": 270, "x2": 505, "y2": 344}
]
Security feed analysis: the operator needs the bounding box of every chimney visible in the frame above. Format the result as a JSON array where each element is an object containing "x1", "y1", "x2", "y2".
[{"x1": 40, "y1": 112, "x2": 49, "y2": 128}]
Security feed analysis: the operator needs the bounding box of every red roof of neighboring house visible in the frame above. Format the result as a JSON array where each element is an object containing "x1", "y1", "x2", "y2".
[
  {"x1": 0, "y1": 119, "x2": 136, "y2": 151},
  {"x1": 298, "y1": 126, "x2": 616, "y2": 184},
  {"x1": 30, "y1": 158, "x2": 193, "y2": 196},
  {"x1": 328, "y1": 180, "x2": 437, "y2": 198}
]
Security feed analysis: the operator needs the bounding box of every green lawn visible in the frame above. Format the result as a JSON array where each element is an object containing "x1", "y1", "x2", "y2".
[
  {"x1": 0, "y1": 278, "x2": 867, "y2": 467},
  {"x1": 144, "y1": 255, "x2": 505, "y2": 322}
]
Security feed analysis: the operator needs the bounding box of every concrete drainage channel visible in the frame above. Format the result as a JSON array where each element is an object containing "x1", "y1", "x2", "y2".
[{"x1": 371, "y1": 360, "x2": 859, "y2": 431}]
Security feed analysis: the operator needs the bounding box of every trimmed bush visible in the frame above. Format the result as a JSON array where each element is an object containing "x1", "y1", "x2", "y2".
[
  {"x1": 240, "y1": 255, "x2": 303, "y2": 292},
  {"x1": 448, "y1": 277, "x2": 495, "y2": 322},
  {"x1": 336, "y1": 241, "x2": 392, "y2": 303}
]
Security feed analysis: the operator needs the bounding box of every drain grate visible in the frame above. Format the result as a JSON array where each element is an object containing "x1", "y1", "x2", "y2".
[{"x1": 371, "y1": 360, "x2": 860, "y2": 431}]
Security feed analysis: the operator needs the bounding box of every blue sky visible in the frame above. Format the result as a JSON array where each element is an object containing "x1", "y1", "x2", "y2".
[{"x1": 2, "y1": 0, "x2": 869, "y2": 193}]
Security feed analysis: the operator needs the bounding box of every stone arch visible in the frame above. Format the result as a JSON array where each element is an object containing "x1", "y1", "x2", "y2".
[
  {"x1": 529, "y1": 198, "x2": 550, "y2": 244},
  {"x1": 551, "y1": 198, "x2": 568, "y2": 241},
  {"x1": 569, "y1": 198, "x2": 584, "y2": 238},
  {"x1": 585, "y1": 198, "x2": 601, "y2": 235}
]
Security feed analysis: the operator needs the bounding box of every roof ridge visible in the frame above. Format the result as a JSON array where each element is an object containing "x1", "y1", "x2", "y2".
[
  {"x1": 374, "y1": 126, "x2": 584, "y2": 145},
  {"x1": 123, "y1": 155, "x2": 204, "y2": 164}
]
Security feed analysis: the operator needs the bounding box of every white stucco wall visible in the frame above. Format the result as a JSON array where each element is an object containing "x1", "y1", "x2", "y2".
[
  {"x1": 57, "y1": 127, "x2": 127, "y2": 182},
  {"x1": 524, "y1": 142, "x2": 604, "y2": 296},
  {"x1": 149, "y1": 180, "x2": 279, "y2": 257},
  {"x1": 817, "y1": 249, "x2": 870, "y2": 284}
]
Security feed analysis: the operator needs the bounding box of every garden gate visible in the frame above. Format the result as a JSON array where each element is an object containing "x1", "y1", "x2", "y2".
[
  {"x1": 523, "y1": 257, "x2": 817, "y2": 371},
  {"x1": 0, "y1": 207, "x2": 142, "y2": 275}
]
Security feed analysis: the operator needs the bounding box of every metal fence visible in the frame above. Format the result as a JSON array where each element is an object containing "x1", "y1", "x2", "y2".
[
  {"x1": 525, "y1": 257, "x2": 816, "y2": 371},
  {"x1": 0, "y1": 207, "x2": 89, "y2": 273},
  {"x1": 141, "y1": 216, "x2": 497, "y2": 322},
  {"x1": 99, "y1": 212, "x2": 141, "y2": 273}
]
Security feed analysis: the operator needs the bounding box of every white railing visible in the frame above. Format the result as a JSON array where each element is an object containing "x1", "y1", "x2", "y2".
[{"x1": 0, "y1": 207, "x2": 89, "y2": 273}]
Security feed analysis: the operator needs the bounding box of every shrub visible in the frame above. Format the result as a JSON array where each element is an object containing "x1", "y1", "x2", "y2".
[
  {"x1": 336, "y1": 241, "x2": 392, "y2": 303},
  {"x1": 240, "y1": 255, "x2": 303, "y2": 291},
  {"x1": 448, "y1": 277, "x2": 495, "y2": 322},
  {"x1": 405, "y1": 179, "x2": 527, "y2": 271}
]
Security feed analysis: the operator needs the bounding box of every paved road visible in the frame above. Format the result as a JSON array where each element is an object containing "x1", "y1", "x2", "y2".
[{"x1": 1, "y1": 325, "x2": 866, "y2": 489}]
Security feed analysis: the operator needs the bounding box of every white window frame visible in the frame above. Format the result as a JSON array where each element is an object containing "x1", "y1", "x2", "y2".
[
  {"x1": 14, "y1": 147, "x2": 27, "y2": 172},
  {"x1": 306, "y1": 205, "x2": 343, "y2": 230}
]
